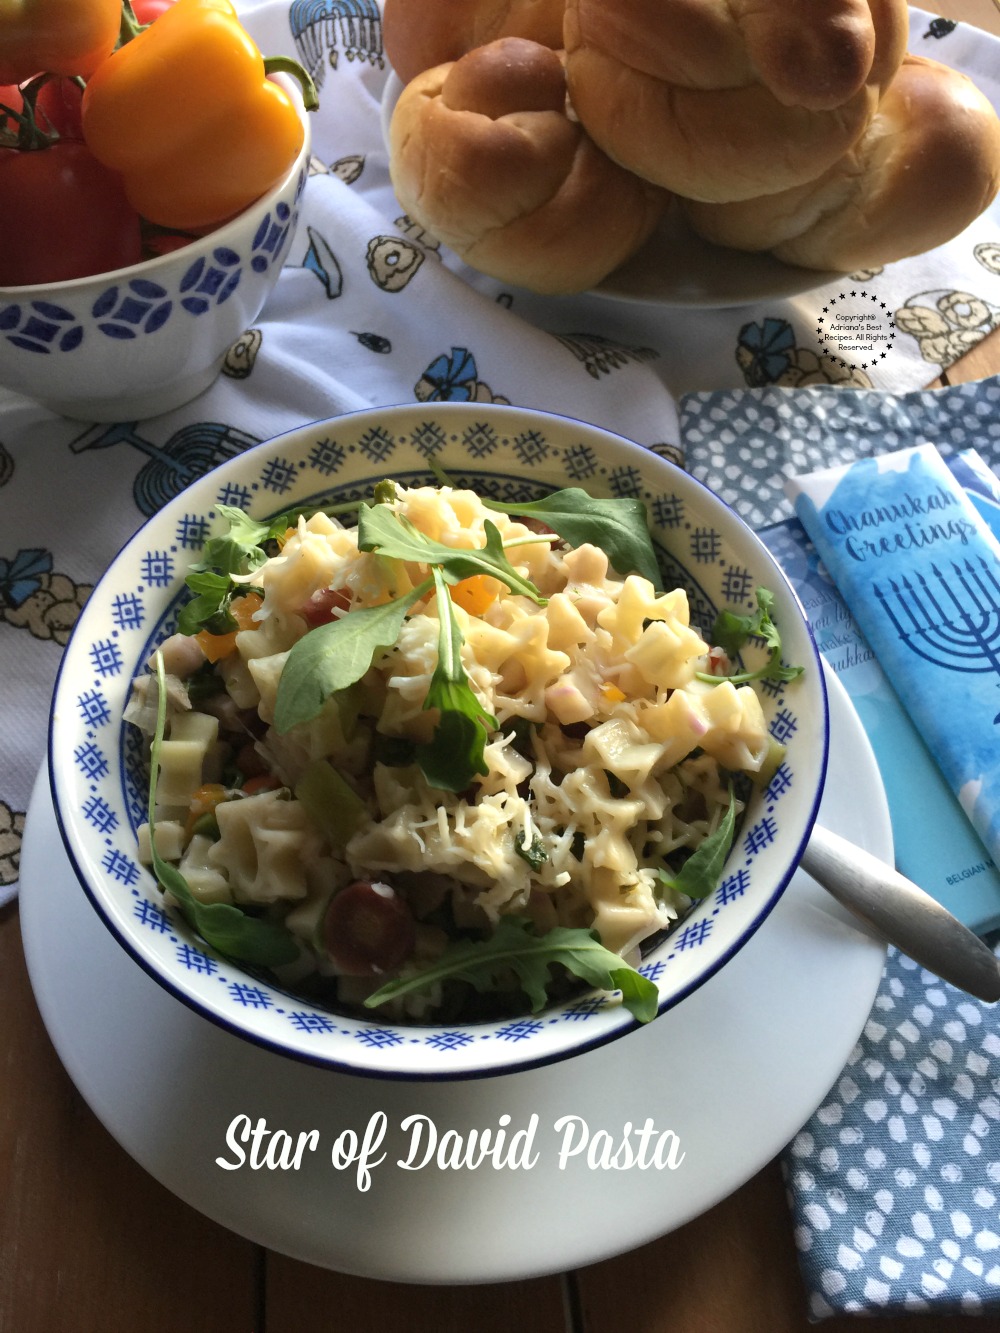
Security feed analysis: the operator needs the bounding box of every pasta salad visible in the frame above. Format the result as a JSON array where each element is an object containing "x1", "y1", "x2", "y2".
[{"x1": 127, "y1": 479, "x2": 799, "y2": 1023}]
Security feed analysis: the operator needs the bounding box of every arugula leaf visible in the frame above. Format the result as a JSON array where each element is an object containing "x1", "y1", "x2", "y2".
[
  {"x1": 699, "y1": 586, "x2": 804, "y2": 686},
  {"x1": 151, "y1": 856, "x2": 299, "y2": 966},
  {"x1": 657, "y1": 791, "x2": 737, "y2": 901},
  {"x1": 710, "y1": 586, "x2": 780, "y2": 656},
  {"x1": 514, "y1": 829, "x2": 548, "y2": 871},
  {"x1": 364, "y1": 916, "x2": 659, "y2": 1023},
  {"x1": 274, "y1": 578, "x2": 432, "y2": 733},
  {"x1": 147, "y1": 653, "x2": 298, "y2": 967},
  {"x1": 480, "y1": 487, "x2": 662, "y2": 586},
  {"x1": 357, "y1": 503, "x2": 545, "y2": 604},
  {"x1": 294, "y1": 759, "x2": 367, "y2": 849},
  {"x1": 176, "y1": 570, "x2": 235, "y2": 636},
  {"x1": 199, "y1": 504, "x2": 276, "y2": 576},
  {"x1": 416, "y1": 566, "x2": 497, "y2": 791},
  {"x1": 373, "y1": 734, "x2": 418, "y2": 766},
  {"x1": 176, "y1": 505, "x2": 298, "y2": 636}
]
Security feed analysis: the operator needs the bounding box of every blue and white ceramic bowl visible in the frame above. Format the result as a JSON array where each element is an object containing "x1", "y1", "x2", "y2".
[
  {"x1": 0, "y1": 81, "x2": 309, "y2": 423},
  {"x1": 49, "y1": 403, "x2": 829, "y2": 1079}
]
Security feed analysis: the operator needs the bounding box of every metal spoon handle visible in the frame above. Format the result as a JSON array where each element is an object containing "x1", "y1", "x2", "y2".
[{"x1": 800, "y1": 824, "x2": 1000, "y2": 1003}]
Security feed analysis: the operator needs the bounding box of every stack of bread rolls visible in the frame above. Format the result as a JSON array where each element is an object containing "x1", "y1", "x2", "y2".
[
  {"x1": 385, "y1": 0, "x2": 1000, "y2": 292},
  {"x1": 384, "y1": 0, "x2": 565, "y2": 84}
]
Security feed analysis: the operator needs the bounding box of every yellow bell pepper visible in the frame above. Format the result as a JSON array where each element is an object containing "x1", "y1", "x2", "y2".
[
  {"x1": 449, "y1": 574, "x2": 499, "y2": 617},
  {"x1": 80, "y1": 0, "x2": 317, "y2": 230},
  {"x1": 194, "y1": 589, "x2": 262, "y2": 661},
  {"x1": 0, "y1": 0, "x2": 121, "y2": 84}
]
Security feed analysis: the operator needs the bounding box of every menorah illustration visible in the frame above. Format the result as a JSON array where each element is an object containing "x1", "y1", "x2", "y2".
[
  {"x1": 291, "y1": 0, "x2": 384, "y2": 89},
  {"x1": 874, "y1": 557, "x2": 1000, "y2": 720}
]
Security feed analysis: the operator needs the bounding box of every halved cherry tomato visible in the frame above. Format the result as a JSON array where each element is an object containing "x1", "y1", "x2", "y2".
[
  {"x1": 322, "y1": 880, "x2": 416, "y2": 976},
  {"x1": 300, "y1": 587, "x2": 352, "y2": 628},
  {"x1": 0, "y1": 142, "x2": 143, "y2": 285}
]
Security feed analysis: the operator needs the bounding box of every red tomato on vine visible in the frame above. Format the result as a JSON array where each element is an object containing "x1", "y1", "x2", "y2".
[
  {"x1": 0, "y1": 143, "x2": 143, "y2": 285},
  {"x1": 0, "y1": 77, "x2": 84, "y2": 141},
  {"x1": 130, "y1": 0, "x2": 177, "y2": 22}
]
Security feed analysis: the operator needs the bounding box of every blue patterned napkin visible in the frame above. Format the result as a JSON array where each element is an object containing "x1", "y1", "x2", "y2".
[
  {"x1": 680, "y1": 376, "x2": 1000, "y2": 529},
  {"x1": 680, "y1": 376, "x2": 1000, "y2": 1315},
  {"x1": 784, "y1": 943, "x2": 1000, "y2": 1318}
]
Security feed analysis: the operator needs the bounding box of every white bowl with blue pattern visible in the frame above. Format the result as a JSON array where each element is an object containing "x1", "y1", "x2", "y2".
[
  {"x1": 48, "y1": 402, "x2": 829, "y2": 1079},
  {"x1": 0, "y1": 83, "x2": 309, "y2": 424}
]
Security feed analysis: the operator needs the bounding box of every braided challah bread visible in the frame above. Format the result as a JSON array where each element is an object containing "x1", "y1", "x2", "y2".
[
  {"x1": 388, "y1": 37, "x2": 670, "y2": 294},
  {"x1": 562, "y1": 0, "x2": 909, "y2": 202},
  {"x1": 384, "y1": 0, "x2": 565, "y2": 85},
  {"x1": 384, "y1": 1, "x2": 1000, "y2": 289},
  {"x1": 681, "y1": 56, "x2": 1000, "y2": 271}
]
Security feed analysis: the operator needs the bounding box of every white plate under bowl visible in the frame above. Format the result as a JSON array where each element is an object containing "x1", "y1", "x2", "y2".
[
  {"x1": 20, "y1": 667, "x2": 888, "y2": 1283},
  {"x1": 378, "y1": 69, "x2": 840, "y2": 308}
]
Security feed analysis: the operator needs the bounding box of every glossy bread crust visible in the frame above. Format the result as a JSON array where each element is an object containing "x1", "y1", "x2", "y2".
[
  {"x1": 384, "y1": 0, "x2": 566, "y2": 84},
  {"x1": 683, "y1": 56, "x2": 1000, "y2": 271},
  {"x1": 388, "y1": 38, "x2": 670, "y2": 294},
  {"x1": 562, "y1": 0, "x2": 909, "y2": 202}
]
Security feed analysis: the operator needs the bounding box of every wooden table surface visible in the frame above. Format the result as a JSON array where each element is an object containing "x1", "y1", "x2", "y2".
[{"x1": 5, "y1": 6, "x2": 1000, "y2": 1331}]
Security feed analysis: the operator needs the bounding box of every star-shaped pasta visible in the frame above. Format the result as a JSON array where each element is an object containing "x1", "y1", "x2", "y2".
[
  {"x1": 626, "y1": 616, "x2": 709, "y2": 690},
  {"x1": 640, "y1": 680, "x2": 768, "y2": 771},
  {"x1": 254, "y1": 513, "x2": 356, "y2": 619},
  {"x1": 588, "y1": 869, "x2": 667, "y2": 957},
  {"x1": 544, "y1": 591, "x2": 596, "y2": 653},
  {"x1": 597, "y1": 577, "x2": 698, "y2": 656},
  {"x1": 499, "y1": 603, "x2": 571, "y2": 691},
  {"x1": 210, "y1": 790, "x2": 318, "y2": 903},
  {"x1": 582, "y1": 715, "x2": 664, "y2": 788}
]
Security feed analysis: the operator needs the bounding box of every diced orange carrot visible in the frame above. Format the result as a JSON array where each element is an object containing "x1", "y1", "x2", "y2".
[
  {"x1": 242, "y1": 774, "x2": 282, "y2": 796},
  {"x1": 600, "y1": 682, "x2": 627, "y2": 704}
]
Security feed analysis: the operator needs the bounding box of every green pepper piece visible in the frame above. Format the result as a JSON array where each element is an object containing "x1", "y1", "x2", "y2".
[{"x1": 294, "y1": 759, "x2": 367, "y2": 849}]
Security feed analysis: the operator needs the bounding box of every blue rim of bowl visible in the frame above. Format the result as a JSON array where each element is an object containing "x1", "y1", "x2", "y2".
[{"x1": 47, "y1": 400, "x2": 830, "y2": 1080}]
